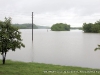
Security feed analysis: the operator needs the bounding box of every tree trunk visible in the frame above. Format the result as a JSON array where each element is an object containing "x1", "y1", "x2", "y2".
[
  {"x1": 3, "y1": 56, "x2": 5, "y2": 64},
  {"x1": 2, "y1": 52, "x2": 6, "y2": 65}
]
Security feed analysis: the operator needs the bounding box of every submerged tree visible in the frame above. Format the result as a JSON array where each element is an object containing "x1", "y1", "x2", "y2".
[
  {"x1": 95, "y1": 45, "x2": 100, "y2": 51},
  {"x1": 0, "y1": 17, "x2": 25, "y2": 64}
]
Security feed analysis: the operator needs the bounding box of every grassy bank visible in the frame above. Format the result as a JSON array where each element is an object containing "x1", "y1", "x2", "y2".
[{"x1": 0, "y1": 60, "x2": 100, "y2": 75}]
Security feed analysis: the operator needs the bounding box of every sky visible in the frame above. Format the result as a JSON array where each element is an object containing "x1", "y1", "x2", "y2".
[{"x1": 0, "y1": 0, "x2": 100, "y2": 27}]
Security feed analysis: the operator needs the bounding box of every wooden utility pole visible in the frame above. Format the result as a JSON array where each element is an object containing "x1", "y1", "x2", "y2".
[
  {"x1": 32, "y1": 12, "x2": 34, "y2": 62},
  {"x1": 32, "y1": 12, "x2": 33, "y2": 41}
]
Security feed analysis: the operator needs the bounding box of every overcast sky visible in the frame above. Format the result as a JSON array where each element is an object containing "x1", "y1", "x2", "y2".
[{"x1": 0, "y1": 0, "x2": 100, "y2": 27}]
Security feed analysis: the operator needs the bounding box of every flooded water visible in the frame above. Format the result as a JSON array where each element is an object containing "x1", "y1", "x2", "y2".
[{"x1": 0, "y1": 29, "x2": 100, "y2": 69}]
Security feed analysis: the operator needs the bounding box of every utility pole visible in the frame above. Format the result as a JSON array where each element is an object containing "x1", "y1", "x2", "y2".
[
  {"x1": 32, "y1": 12, "x2": 33, "y2": 41},
  {"x1": 32, "y1": 12, "x2": 34, "y2": 62}
]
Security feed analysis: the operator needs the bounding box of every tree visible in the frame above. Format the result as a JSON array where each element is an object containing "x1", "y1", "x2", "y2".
[
  {"x1": 51, "y1": 23, "x2": 70, "y2": 31},
  {"x1": 82, "y1": 20, "x2": 100, "y2": 33},
  {"x1": 0, "y1": 17, "x2": 25, "y2": 64},
  {"x1": 83, "y1": 23, "x2": 92, "y2": 32},
  {"x1": 91, "y1": 24, "x2": 100, "y2": 33}
]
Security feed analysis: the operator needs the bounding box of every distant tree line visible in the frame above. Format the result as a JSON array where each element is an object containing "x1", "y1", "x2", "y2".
[
  {"x1": 70, "y1": 27, "x2": 83, "y2": 30},
  {"x1": 83, "y1": 20, "x2": 100, "y2": 33},
  {"x1": 13, "y1": 23, "x2": 50, "y2": 29},
  {"x1": 13, "y1": 23, "x2": 38, "y2": 29},
  {"x1": 12, "y1": 20, "x2": 100, "y2": 32},
  {"x1": 37, "y1": 25, "x2": 50, "y2": 29},
  {"x1": 51, "y1": 23, "x2": 70, "y2": 31}
]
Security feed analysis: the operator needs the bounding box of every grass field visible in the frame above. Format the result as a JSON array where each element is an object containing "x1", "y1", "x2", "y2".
[{"x1": 0, "y1": 60, "x2": 100, "y2": 75}]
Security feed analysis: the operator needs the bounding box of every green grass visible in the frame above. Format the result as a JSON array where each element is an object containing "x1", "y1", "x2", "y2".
[{"x1": 0, "y1": 60, "x2": 100, "y2": 75}]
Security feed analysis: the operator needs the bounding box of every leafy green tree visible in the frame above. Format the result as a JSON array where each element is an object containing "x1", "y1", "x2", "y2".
[
  {"x1": 83, "y1": 23, "x2": 92, "y2": 32},
  {"x1": 0, "y1": 17, "x2": 25, "y2": 64},
  {"x1": 51, "y1": 23, "x2": 70, "y2": 31},
  {"x1": 83, "y1": 20, "x2": 100, "y2": 33},
  {"x1": 91, "y1": 24, "x2": 100, "y2": 33}
]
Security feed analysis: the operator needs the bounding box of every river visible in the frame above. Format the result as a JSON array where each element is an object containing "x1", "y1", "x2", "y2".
[{"x1": 0, "y1": 29, "x2": 100, "y2": 69}]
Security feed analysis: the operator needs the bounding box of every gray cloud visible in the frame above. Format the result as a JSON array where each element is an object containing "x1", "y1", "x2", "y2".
[
  {"x1": 14, "y1": 0, "x2": 100, "y2": 15},
  {"x1": 0, "y1": 0, "x2": 100, "y2": 27},
  {"x1": 1, "y1": 0, "x2": 99, "y2": 14}
]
